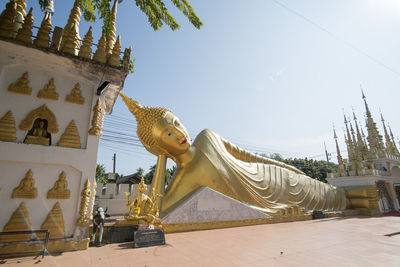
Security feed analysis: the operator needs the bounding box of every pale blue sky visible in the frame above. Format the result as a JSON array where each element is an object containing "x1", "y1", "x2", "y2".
[{"x1": 28, "y1": 0, "x2": 400, "y2": 175}]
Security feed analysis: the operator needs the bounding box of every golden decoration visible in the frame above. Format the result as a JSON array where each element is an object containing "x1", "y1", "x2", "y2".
[
  {"x1": 78, "y1": 26, "x2": 93, "y2": 60},
  {"x1": 108, "y1": 35, "x2": 121, "y2": 67},
  {"x1": 57, "y1": 120, "x2": 81, "y2": 149},
  {"x1": 0, "y1": 111, "x2": 16, "y2": 142},
  {"x1": 123, "y1": 177, "x2": 162, "y2": 227},
  {"x1": 37, "y1": 78, "x2": 59, "y2": 100},
  {"x1": 0, "y1": 238, "x2": 89, "y2": 254},
  {"x1": 60, "y1": 0, "x2": 81, "y2": 54},
  {"x1": 16, "y1": 7, "x2": 33, "y2": 44},
  {"x1": 93, "y1": 31, "x2": 107, "y2": 64},
  {"x1": 47, "y1": 171, "x2": 71, "y2": 199},
  {"x1": 105, "y1": 0, "x2": 118, "y2": 55},
  {"x1": 0, "y1": 0, "x2": 17, "y2": 39},
  {"x1": 0, "y1": 202, "x2": 33, "y2": 242},
  {"x1": 40, "y1": 202, "x2": 65, "y2": 239},
  {"x1": 121, "y1": 94, "x2": 349, "y2": 217},
  {"x1": 88, "y1": 99, "x2": 104, "y2": 136},
  {"x1": 77, "y1": 179, "x2": 91, "y2": 226},
  {"x1": 19, "y1": 104, "x2": 59, "y2": 133},
  {"x1": 65, "y1": 83, "x2": 84, "y2": 105},
  {"x1": 13, "y1": 0, "x2": 27, "y2": 37},
  {"x1": 33, "y1": 12, "x2": 52, "y2": 48},
  {"x1": 61, "y1": 22, "x2": 79, "y2": 55},
  {"x1": 8, "y1": 72, "x2": 32, "y2": 95},
  {"x1": 12, "y1": 169, "x2": 38, "y2": 199}
]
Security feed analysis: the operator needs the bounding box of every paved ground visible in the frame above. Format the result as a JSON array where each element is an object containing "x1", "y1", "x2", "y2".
[{"x1": 1, "y1": 216, "x2": 399, "y2": 267}]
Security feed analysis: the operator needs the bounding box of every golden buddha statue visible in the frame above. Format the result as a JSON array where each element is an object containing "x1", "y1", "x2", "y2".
[
  {"x1": 124, "y1": 177, "x2": 162, "y2": 226},
  {"x1": 120, "y1": 93, "x2": 349, "y2": 216},
  {"x1": 47, "y1": 171, "x2": 71, "y2": 199},
  {"x1": 24, "y1": 119, "x2": 50, "y2": 146}
]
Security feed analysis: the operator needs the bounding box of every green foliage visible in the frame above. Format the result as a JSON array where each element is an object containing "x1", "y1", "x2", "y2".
[
  {"x1": 39, "y1": 0, "x2": 202, "y2": 32},
  {"x1": 129, "y1": 55, "x2": 136, "y2": 74},
  {"x1": 143, "y1": 164, "x2": 176, "y2": 185},
  {"x1": 96, "y1": 164, "x2": 108, "y2": 184},
  {"x1": 267, "y1": 153, "x2": 338, "y2": 183}
]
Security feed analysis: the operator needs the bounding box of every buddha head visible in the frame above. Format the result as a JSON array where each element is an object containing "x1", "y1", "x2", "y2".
[{"x1": 120, "y1": 93, "x2": 191, "y2": 160}]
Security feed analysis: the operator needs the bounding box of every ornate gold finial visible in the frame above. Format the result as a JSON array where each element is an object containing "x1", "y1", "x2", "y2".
[
  {"x1": 60, "y1": 0, "x2": 81, "y2": 53},
  {"x1": 47, "y1": 171, "x2": 71, "y2": 199},
  {"x1": 108, "y1": 35, "x2": 121, "y2": 67},
  {"x1": 123, "y1": 46, "x2": 132, "y2": 70},
  {"x1": 380, "y1": 113, "x2": 394, "y2": 156},
  {"x1": 0, "y1": 202, "x2": 33, "y2": 242},
  {"x1": 57, "y1": 120, "x2": 81, "y2": 149},
  {"x1": 0, "y1": 0, "x2": 17, "y2": 39},
  {"x1": 12, "y1": 169, "x2": 38, "y2": 199},
  {"x1": 106, "y1": 0, "x2": 118, "y2": 55},
  {"x1": 33, "y1": 12, "x2": 52, "y2": 48},
  {"x1": 88, "y1": 99, "x2": 104, "y2": 136},
  {"x1": 333, "y1": 126, "x2": 345, "y2": 177},
  {"x1": 19, "y1": 104, "x2": 59, "y2": 133},
  {"x1": 37, "y1": 78, "x2": 59, "y2": 100},
  {"x1": 120, "y1": 93, "x2": 170, "y2": 156},
  {"x1": 388, "y1": 126, "x2": 400, "y2": 157},
  {"x1": 93, "y1": 31, "x2": 107, "y2": 64},
  {"x1": 15, "y1": 7, "x2": 33, "y2": 44},
  {"x1": 13, "y1": 0, "x2": 27, "y2": 37},
  {"x1": 60, "y1": 22, "x2": 79, "y2": 55},
  {"x1": 353, "y1": 111, "x2": 368, "y2": 161},
  {"x1": 77, "y1": 179, "x2": 91, "y2": 226},
  {"x1": 78, "y1": 26, "x2": 93, "y2": 60},
  {"x1": 40, "y1": 202, "x2": 65, "y2": 239},
  {"x1": 8, "y1": 72, "x2": 32, "y2": 95},
  {"x1": 0, "y1": 111, "x2": 16, "y2": 142},
  {"x1": 65, "y1": 83, "x2": 84, "y2": 104}
]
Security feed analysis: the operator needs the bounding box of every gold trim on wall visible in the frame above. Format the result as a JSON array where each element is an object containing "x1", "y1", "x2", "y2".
[
  {"x1": 19, "y1": 104, "x2": 59, "y2": 133},
  {"x1": 76, "y1": 179, "x2": 91, "y2": 226},
  {"x1": 0, "y1": 111, "x2": 16, "y2": 142},
  {"x1": 0, "y1": 202, "x2": 33, "y2": 242},
  {"x1": 88, "y1": 99, "x2": 104, "y2": 136},
  {"x1": 57, "y1": 120, "x2": 81, "y2": 149},
  {"x1": 40, "y1": 202, "x2": 65, "y2": 239}
]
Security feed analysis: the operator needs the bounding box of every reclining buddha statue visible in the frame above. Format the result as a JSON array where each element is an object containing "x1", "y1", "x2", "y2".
[{"x1": 120, "y1": 93, "x2": 349, "y2": 216}]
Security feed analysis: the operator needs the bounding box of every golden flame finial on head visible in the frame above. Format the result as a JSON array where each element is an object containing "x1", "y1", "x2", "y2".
[{"x1": 120, "y1": 93, "x2": 170, "y2": 156}]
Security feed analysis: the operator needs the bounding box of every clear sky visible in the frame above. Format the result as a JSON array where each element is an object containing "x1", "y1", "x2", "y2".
[{"x1": 28, "y1": 0, "x2": 400, "y2": 175}]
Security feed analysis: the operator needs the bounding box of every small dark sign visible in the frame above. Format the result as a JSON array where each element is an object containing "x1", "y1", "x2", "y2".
[
  {"x1": 106, "y1": 225, "x2": 138, "y2": 244},
  {"x1": 133, "y1": 229, "x2": 165, "y2": 248}
]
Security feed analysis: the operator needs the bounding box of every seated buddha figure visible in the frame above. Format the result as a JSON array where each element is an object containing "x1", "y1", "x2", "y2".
[
  {"x1": 120, "y1": 93, "x2": 349, "y2": 216},
  {"x1": 24, "y1": 119, "x2": 51, "y2": 146}
]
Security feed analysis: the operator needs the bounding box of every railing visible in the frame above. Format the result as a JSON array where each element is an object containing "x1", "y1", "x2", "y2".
[{"x1": 0, "y1": 230, "x2": 50, "y2": 258}]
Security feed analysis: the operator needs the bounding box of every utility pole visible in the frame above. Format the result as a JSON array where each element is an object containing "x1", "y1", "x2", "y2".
[
  {"x1": 112, "y1": 153, "x2": 116, "y2": 173},
  {"x1": 324, "y1": 142, "x2": 331, "y2": 163}
]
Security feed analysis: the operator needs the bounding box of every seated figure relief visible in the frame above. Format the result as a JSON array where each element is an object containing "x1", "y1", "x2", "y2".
[
  {"x1": 24, "y1": 118, "x2": 51, "y2": 146},
  {"x1": 120, "y1": 93, "x2": 350, "y2": 216}
]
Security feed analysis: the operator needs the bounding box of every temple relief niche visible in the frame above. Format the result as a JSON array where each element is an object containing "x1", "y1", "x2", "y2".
[
  {"x1": 8, "y1": 72, "x2": 32, "y2": 95},
  {"x1": 12, "y1": 169, "x2": 38, "y2": 199},
  {"x1": 37, "y1": 78, "x2": 59, "y2": 100},
  {"x1": 65, "y1": 83, "x2": 85, "y2": 105},
  {"x1": 47, "y1": 171, "x2": 71, "y2": 199},
  {"x1": 0, "y1": 111, "x2": 16, "y2": 142},
  {"x1": 57, "y1": 120, "x2": 81, "y2": 149},
  {"x1": 19, "y1": 104, "x2": 58, "y2": 146},
  {"x1": 77, "y1": 179, "x2": 91, "y2": 226}
]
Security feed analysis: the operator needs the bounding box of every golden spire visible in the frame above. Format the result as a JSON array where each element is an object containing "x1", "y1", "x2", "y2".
[
  {"x1": 353, "y1": 111, "x2": 368, "y2": 160},
  {"x1": 16, "y1": 7, "x2": 33, "y2": 44},
  {"x1": 388, "y1": 125, "x2": 400, "y2": 156},
  {"x1": 362, "y1": 90, "x2": 385, "y2": 158},
  {"x1": 33, "y1": 12, "x2": 52, "y2": 48},
  {"x1": 106, "y1": 0, "x2": 118, "y2": 55},
  {"x1": 333, "y1": 126, "x2": 345, "y2": 177},
  {"x1": 380, "y1": 113, "x2": 394, "y2": 156},
  {"x1": 61, "y1": 0, "x2": 81, "y2": 53},
  {"x1": 61, "y1": 22, "x2": 78, "y2": 55},
  {"x1": 89, "y1": 99, "x2": 104, "y2": 136},
  {"x1": 93, "y1": 31, "x2": 107, "y2": 64},
  {"x1": 0, "y1": 0, "x2": 17, "y2": 39},
  {"x1": 14, "y1": 0, "x2": 27, "y2": 37},
  {"x1": 120, "y1": 93, "x2": 170, "y2": 156},
  {"x1": 78, "y1": 26, "x2": 93, "y2": 59},
  {"x1": 108, "y1": 35, "x2": 121, "y2": 67}
]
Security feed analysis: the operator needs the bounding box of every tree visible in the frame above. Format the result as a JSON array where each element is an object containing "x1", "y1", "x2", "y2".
[
  {"x1": 267, "y1": 153, "x2": 337, "y2": 183},
  {"x1": 96, "y1": 164, "x2": 108, "y2": 184},
  {"x1": 143, "y1": 164, "x2": 176, "y2": 185},
  {"x1": 38, "y1": 0, "x2": 203, "y2": 33}
]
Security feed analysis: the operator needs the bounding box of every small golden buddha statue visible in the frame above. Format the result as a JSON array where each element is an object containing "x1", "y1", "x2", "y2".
[
  {"x1": 12, "y1": 169, "x2": 38, "y2": 199},
  {"x1": 37, "y1": 78, "x2": 59, "y2": 100},
  {"x1": 121, "y1": 93, "x2": 349, "y2": 216},
  {"x1": 47, "y1": 171, "x2": 71, "y2": 199},
  {"x1": 124, "y1": 178, "x2": 161, "y2": 226},
  {"x1": 24, "y1": 119, "x2": 50, "y2": 146}
]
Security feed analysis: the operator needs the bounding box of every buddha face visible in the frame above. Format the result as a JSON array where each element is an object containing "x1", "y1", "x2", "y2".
[{"x1": 153, "y1": 111, "x2": 191, "y2": 157}]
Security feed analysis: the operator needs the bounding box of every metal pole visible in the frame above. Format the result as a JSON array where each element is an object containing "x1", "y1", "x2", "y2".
[{"x1": 113, "y1": 153, "x2": 116, "y2": 173}]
